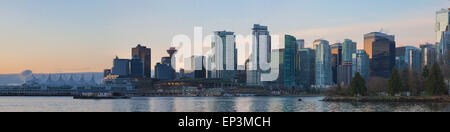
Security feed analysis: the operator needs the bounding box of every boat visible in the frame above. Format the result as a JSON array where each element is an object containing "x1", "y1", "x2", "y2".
[{"x1": 73, "y1": 91, "x2": 130, "y2": 99}]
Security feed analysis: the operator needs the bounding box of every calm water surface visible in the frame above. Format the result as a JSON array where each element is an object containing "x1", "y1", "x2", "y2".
[{"x1": 0, "y1": 96, "x2": 449, "y2": 112}]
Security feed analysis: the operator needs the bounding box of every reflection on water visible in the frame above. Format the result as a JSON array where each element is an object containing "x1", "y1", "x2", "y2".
[{"x1": 0, "y1": 96, "x2": 448, "y2": 112}]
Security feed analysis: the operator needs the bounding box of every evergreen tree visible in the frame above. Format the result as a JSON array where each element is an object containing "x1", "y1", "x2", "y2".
[
  {"x1": 388, "y1": 68, "x2": 402, "y2": 96},
  {"x1": 349, "y1": 72, "x2": 367, "y2": 96},
  {"x1": 401, "y1": 68, "x2": 410, "y2": 95},
  {"x1": 422, "y1": 65, "x2": 429, "y2": 79},
  {"x1": 409, "y1": 71, "x2": 421, "y2": 96},
  {"x1": 425, "y1": 63, "x2": 448, "y2": 96}
]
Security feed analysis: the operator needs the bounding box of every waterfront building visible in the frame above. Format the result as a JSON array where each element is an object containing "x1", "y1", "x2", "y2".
[
  {"x1": 364, "y1": 32, "x2": 396, "y2": 78},
  {"x1": 132, "y1": 44, "x2": 151, "y2": 78},
  {"x1": 435, "y1": 8, "x2": 450, "y2": 60},
  {"x1": 284, "y1": 35, "x2": 298, "y2": 87},
  {"x1": 154, "y1": 47, "x2": 177, "y2": 80},
  {"x1": 420, "y1": 43, "x2": 438, "y2": 67},
  {"x1": 210, "y1": 31, "x2": 237, "y2": 81},
  {"x1": 331, "y1": 43, "x2": 342, "y2": 84},
  {"x1": 247, "y1": 24, "x2": 271, "y2": 86},
  {"x1": 395, "y1": 46, "x2": 421, "y2": 71},
  {"x1": 130, "y1": 55, "x2": 144, "y2": 78},
  {"x1": 314, "y1": 39, "x2": 333, "y2": 88},
  {"x1": 337, "y1": 39, "x2": 357, "y2": 86},
  {"x1": 352, "y1": 50, "x2": 370, "y2": 82},
  {"x1": 155, "y1": 63, "x2": 176, "y2": 80},
  {"x1": 298, "y1": 48, "x2": 316, "y2": 89},
  {"x1": 112, "y1": 56, "x2": 130, "y2": 78}
]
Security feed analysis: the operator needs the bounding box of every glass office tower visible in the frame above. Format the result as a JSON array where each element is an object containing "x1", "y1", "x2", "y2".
[
  {"x1": 337, "y1": 39, "x2": 357, "y2": 86},
  {"x1": 284, "y1": 35, "x2": 298, "y2": 87},
  {"x1": 364, "y1": 32, "x2": 396, "y2": 78},
  {"x1": 314, "y1": 39, "x2": 333, "y2": 88},
  {"x1": 436, "y1": 8, "x2": 450, "y2": 59},
  {"x1": 298, "y1": 48, "x2": 316, "y2": 89},
  {"x1": 420, "y1": 43, "x2": 438, "y2": 67},
  {"x1": 395, "y1": 46, "x2": 421, "y2": 72},
  {"x1": 352, "y1": 50, "x2": 370, "y2": 82},
  {"x1": 331, "y1": 43, "x2": 342, "y2": 84}
]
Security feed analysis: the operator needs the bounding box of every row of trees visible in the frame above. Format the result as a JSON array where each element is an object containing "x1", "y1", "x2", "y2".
[{"x1": 327, "y1": 63, "x2": 449, "y2": 97}]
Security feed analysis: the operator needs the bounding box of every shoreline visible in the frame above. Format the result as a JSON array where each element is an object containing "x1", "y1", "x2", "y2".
[{"x1": 322, "y1": 96, "x2": 450, "y2": 103}]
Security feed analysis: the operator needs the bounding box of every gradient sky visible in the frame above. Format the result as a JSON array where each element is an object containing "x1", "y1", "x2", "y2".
[{"x1": 0, "y1": 0, "x2": 448, "y2": 74}]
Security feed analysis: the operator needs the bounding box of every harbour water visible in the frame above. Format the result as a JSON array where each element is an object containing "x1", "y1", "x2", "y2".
[{"x1": 0, "y1": 96, "x2": 449, "y2": 112}]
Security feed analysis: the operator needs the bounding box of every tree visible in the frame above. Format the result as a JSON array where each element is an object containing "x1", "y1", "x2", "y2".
[
  {"x1": 425, "y1": 63, "x2": 448, "y2": 96},
  {"x1": 349, "y1": 72, "x2": 367, "y2": 96},
  {"x1": 388, "y1": 68, "x2": 402, "y2": 96},
  {"x1": 400, "y1": 68, "x2": 410, "y2": 96},
  {"x1": 408, "y1": 71, "x2": 422, "y2": 96},
  {"x1": 367, "y1": 77, "x2": 388, "y2": 96},
  {"x1": 422, "y1": 65, "x2": 429, "y2": 79}
]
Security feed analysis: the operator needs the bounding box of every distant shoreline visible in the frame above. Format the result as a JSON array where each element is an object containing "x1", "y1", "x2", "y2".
[{"x1": 322, "y1": 96, "x2": 450, "y2": 103}]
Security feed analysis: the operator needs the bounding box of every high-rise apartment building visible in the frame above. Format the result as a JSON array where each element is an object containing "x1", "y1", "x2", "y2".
[
  {"x1": 247, "y1": 24, "x2": 271, "y2": 85},
  {"x1": 211, "y1": 31, "x2": 237, "y2": 81}
]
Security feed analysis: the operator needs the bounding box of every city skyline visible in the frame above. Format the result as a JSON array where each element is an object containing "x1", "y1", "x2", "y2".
[{"x1": 0, "y1": 0, "x2": 448, "y2": 74}]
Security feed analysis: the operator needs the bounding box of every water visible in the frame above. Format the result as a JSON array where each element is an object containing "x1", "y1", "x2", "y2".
[{"x1": 0, "y1": 96, "x2": 448, "y2": 112}]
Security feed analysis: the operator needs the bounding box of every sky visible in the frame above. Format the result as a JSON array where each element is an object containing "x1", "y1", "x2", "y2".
[{"x1": 0, "y1": 0, "x2": 448, "y2": 74}]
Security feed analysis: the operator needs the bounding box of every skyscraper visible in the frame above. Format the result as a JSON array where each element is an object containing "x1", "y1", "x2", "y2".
[
  {"x1": 284, "y1": 35, "x2": 298, "y2": 87},
  {"x1": 338, "y1": 39, "x2": 357, "y2": 86},
  {"x1": 298, "y1": 48, "x2": 315, "y2": 89},
  {"x1": 247, "y1": 24, "x2": 271, "y2": 85},
  {"x1": 296, "y1": 39, "x2": 305, "y2": 50},
  {"x1": 132, "y1": 44, "x2": 151, "y2": 78},
  {"x1": 314, "y1": 39, "x2": 333, "y2": 88},
  {"x1": 331, "y1": 43, "x2": 342, "y2": 84},
  {"x1": 342, "y1": 39, "x2": 357, "y2": 62},
  {"x1": 420, "y1": 43, "x2": 438, "y2": 67},
  {"x1": 112, "y1": 56, "x2": 130, "y2": 78},
  {"x1": 440, "y1": 27, "x2": 450, "y2": 63},
  {"x1": 395, "y1": 46, "x2": 421, "y2": 71},
  {"x1": 435, "y1": 8, "x2": 450, "y2": 59},
  {"x1": 130, "y1": 55, "x2": 144, "y2": 78},
  {"x1": 154, "y1": 47, "x2": 177, "y2": 80},
  {"x1": 211, "y1": 31, "x2": 237, "y2": 80},
  {"x1": 352, "y1": 50, "x2": 370, "y2": 82},
  {"x1": 155, "y1": 63, "x2": 175, "y2": 80},
  {"x1": 364, "y1": 32, "x2": 396, "y2": 78}
]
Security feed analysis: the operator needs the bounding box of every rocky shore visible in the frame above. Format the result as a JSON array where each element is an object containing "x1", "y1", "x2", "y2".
[{"x1": 322, "y1": 96, "x2": 450, "y2": 103}]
